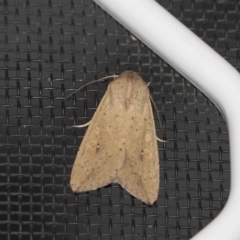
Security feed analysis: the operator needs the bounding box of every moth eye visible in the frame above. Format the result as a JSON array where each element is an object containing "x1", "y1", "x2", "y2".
[{"x1": 141, "y1": 150, "x2": 144, "y2": 155}]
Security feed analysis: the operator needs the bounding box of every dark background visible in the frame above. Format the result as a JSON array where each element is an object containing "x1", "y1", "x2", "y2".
[{"x1": 0, "y1": 0, "x2": 232, "y2": 239}]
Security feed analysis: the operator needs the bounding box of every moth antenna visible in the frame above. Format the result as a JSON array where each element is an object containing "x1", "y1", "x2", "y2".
[{"x1": 64, "y1": 74, "x2": 119, "y2": 100}]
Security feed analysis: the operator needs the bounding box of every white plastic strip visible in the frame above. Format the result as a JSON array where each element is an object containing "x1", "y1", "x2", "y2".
[{"x1": 93, "y1": 0, "x2": 240, "y2": 239}]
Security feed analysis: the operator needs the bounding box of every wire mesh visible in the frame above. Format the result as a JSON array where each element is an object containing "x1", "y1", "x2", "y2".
[{"x1": 0, "y1": 0, "x2": 233, "y2": 239}]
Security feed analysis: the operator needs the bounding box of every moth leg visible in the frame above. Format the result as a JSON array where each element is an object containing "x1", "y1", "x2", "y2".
[
  {"x1": 156, "y1": 137, "x2": 167, "y2": 142},
  {"x1": 73, "y1": 120, "x2": 91, "y2": 128}
]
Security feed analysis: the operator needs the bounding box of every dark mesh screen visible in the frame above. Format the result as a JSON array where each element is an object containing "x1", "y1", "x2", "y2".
[{"x1": 0, "y1": 1, "x2": 232, "y2": 239}]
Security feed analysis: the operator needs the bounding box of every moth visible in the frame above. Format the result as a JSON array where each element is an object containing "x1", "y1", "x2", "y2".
[{"x1": 70, "y1": 70, "x2": 159, "y2": 205}]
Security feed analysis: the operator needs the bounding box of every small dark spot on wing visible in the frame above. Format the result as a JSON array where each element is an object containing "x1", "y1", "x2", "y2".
[
  {"x1": 96, "y1": 143, "x2": 100, "y2": 153},
  {"x1": 140, "y1": 150, "x2": 144, "y2": 160}
]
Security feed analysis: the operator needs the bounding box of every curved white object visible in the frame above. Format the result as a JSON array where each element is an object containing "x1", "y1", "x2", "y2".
[{"x1": 93, "y1": 0, "x2": 240, "y2": 239}]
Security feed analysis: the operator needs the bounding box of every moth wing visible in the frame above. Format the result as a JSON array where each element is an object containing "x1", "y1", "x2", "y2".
[
  {"x1": 70, "y1": 92, "x2": 125, "y2": 192},
  {"x1": 116, "y1": 99, "x2": 159, "y2": 205}
]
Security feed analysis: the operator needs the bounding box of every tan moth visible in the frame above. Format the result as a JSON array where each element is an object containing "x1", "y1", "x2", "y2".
[{"x1": 70, "y1": 71, "x2": 160, "y2": 205}]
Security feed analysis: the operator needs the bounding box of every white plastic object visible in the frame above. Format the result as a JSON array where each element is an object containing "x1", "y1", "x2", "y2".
[{"x1": 93, "y1": 0, "x2": 240, "y2": 239}]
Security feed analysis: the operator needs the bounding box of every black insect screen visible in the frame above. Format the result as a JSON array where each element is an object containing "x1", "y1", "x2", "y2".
[{"x1": 0, "y1": 0, "x2": 231, "y2": 239}]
